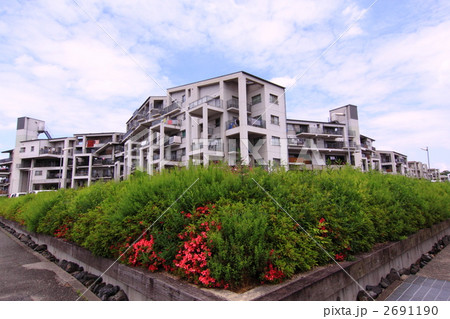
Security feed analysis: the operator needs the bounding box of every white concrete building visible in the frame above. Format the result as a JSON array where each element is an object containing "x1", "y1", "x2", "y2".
[
  {"x1": 8, "y1": 117, "x2": 124, "y2": 194},
  {"x1": 377, "y1": 150, "x2": 408, "y2": 175},
  {"x1": 123, "y1": 71, "x2": 288, "y2": 175}
]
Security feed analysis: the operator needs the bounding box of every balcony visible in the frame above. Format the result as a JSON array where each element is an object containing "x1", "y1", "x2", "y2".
[
  {"x1": 150, "y1": 119, "x2": 162, "y2": 127},
  {"x1": 0, "y1": 158, "x2": 12, "y2": 164},
  {"x1": 247, "y1": 117, "x2": 266, "y2": 129},
  {"x1": 39, "y1": 148, "x2": 62, "y2": 156},
  {"x1": 226, "y1": 98, "x2": 252, "y2": 113},
  {"x1": 296, "y1": 127, "x2": 343, "y2": 137},
  {"x1": 191, "y1": 140, "x2": 223, "y2": 152},
  {"x1": 226, "y1": 120, "x2": 240, "y2": 130},
  {"x1": 164, "y1": 154, "x2": 183, "y2": 162},
  {"x1": 343, "y1": 141, "x2": 358, "y2": 149},
  {"x1": 161, "y1": 101, "x2": 181, "y2": 115},
  {"x1": 325, "y1": 142, "x2": 345, "y2": 149},
  {"x1": 75, "y1": 170, "x2": 89, "y2": 177},
  {"x1": 165, "y1": 136, "x2": 182, "y2": 146},
  {"x1": 0, "y1": 166, "x2": 10, "y2": 173},
  {"x1": 189, "y1": 96, "x2": 221, "y2": 110},
  {"x1": 46, "y1": 171, "x2": 62, "y2": 179},
  {"x1": 93, "y1": 158, "x2": 114, "y2": 166},
  {"x1": 287, "y1": 138, "x2": 306, "y2": 147}
]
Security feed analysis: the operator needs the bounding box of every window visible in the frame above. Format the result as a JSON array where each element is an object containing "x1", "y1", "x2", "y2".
[
  {"x1": 271, "y1": 136, "x2": 281, "y2": 146},
  {"x1": 31, "y1": 146, "x2": 35, "y2": 152},
  {"x1": 181, "y1": 95, "x2": 186, "y2": 103},
  {"x1": 181, "y1": 130, "x2": 186, "y2": 138},
  {"x1": 272, "y1": 158, "x2": 281, "y2": 166},
  {"x1": 188, "y1": 89, "x2": 191, "y2": 97},
  {"x1": 35, "y1": 170, "x2": 42, "y2": 176},
  {"x1": 270, "y1": 94, "x2": 278, "y2": 104},
  {"x1": 251, "y1": 94, "x2": 261, "y2": 105},
  {"x1": 271, "y1": 115, "x2": 280, "y2": 125},
  {"x1": 287, "y1": 124, "x2": 294, "y2": 131},
  {"x1": 20, "y1": 147, "x2": 26, "y2": 153},
  {"x1": 215, "y1": 118, "x2": 220, "y2": 127}
]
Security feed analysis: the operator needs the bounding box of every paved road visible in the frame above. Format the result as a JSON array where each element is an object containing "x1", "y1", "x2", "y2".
[
  {"x1": 0, "y1": 227, "x2": 97, "y2": 301},
  {"x1": 386, "y1": 244, "x2": 450, "y2": 301}
]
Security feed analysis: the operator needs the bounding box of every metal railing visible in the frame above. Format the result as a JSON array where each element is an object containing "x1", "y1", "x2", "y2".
[
  {"x1": 325, "y1": 142, "x2": 345, "y2": 149},
  {"x1": 247, "y1": 117, "x2": 266, "y2": 128},
  {"x1": 164, "y1": 155, "x2": 183, "y2": 162},
  {"x1": 161, "y1": 101, "x2": 181, "y2": 115},
  {"x1": 0, "y1": 158, "x2": 12, "y2": 164},
  {"x1": 39, "y1": 148, "x2": 62, "y2": 155},
  {"x1": 226, "y1": 98, "x2": 252, "y2": 112}
]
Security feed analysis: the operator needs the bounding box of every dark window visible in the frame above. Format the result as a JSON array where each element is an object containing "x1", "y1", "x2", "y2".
[{"x1": 251, "y1": 94, "x2": 261, "y2": 105}]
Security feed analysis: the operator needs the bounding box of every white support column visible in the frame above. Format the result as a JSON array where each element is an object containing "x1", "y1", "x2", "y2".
[
  {"x1": 238, "y1": 75, "x2": 249, "y2": 165},
  {"x1": 202, "y1": 104, "x2": 209, "y2": 166},
  {"x1": 159, "y1": 124, "x2": 164, "y2": 172},
  {"x1": 87, "y1": 154, "x2": 93, "y2": 187},
  {"x1": 186, "y1": 113, "x2": 192, "y2": 167}
]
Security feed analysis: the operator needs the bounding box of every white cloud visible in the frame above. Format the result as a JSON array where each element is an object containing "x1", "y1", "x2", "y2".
[{"x1": 0, "y1": 0, "x2": 449, "y2": 170}]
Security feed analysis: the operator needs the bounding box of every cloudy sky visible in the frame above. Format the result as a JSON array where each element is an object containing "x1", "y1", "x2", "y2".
[{"x1": 0, "y1": 0, "x2": 449, "y2": 170}]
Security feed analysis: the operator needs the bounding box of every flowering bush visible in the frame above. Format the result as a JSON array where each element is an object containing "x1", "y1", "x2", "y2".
[{"x1": 0, "y1": 165, "x2": 449, "y2": 291}]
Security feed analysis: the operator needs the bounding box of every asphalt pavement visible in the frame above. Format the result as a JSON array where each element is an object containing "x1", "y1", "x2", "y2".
[{"x1": 0, "y1": 226, "x2": 98, "y2": 301}]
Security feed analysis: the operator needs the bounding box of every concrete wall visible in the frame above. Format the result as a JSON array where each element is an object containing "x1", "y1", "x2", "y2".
[{"x1": 1, "y1": 216, "x2": 448, "y2": 301}]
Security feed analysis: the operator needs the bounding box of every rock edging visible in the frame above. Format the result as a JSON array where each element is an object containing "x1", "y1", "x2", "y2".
[
  {"x1": 0, "y1": 221, "x2": 128, "y2": 301},
  {"x1": 356, "y1": 234, "x2": 450, "y2": 301}
]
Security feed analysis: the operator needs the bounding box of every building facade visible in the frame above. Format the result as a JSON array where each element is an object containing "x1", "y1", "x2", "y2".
[
  {"x1": 7, "y1": 117, "x2": 124, "y2": 194},
  {"x1": 1, "y1": 72, "x2": 443, "y2": 195},
  {"x1": 123, "y1": 71, "x2": 288, "y2": 176}
]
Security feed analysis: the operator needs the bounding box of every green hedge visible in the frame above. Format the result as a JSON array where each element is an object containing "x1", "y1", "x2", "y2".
[{"x1": 1, "y1": 165, "x2": 449, "y2": 290}]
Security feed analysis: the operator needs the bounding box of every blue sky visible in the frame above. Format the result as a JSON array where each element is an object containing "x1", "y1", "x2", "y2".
[{"x1": 0, "y1": 0, "x2": 449, "y2": 170}]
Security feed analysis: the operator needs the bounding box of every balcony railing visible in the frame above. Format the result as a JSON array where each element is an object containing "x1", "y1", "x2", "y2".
[
  {"x1": 93, "y1": 158, "x2": 114, "y2": 166},
  {"x1": 151, "y1": 119, "x2": 162, "y2": 127},
  {"x1": 161, "y1": 101, "x2": 181, "y2": 115},
  {"x1": 164, "y1": 155, "x2": 183, "y2": 162},
  {"x1": 226, "y1": 98, "x2": 252, "y2": 112},
  {"x1": 0, "y1": 158, "x2": 12, "y2": 164},
  {"x1": 323, "y1": 127, "x2": 344, "y2": 135},
  {"x1": 226, "y1": 120, "x2": 240, "y2": 130},
  {"x1": 325, "y1": 142, "x2": 345, "y2": 149},
  {"x1": 189, "y1": 96, "x2": 212, "y2": 110},
  {"x1": 287, "y1": 138, "x2": 306, "y2": 146},
  {"x1": 164, "y1": 136, "x2": 182, "y2": 146},
  {"x1": 191, "y1": 140, "x2": 223, "y2": 152},
  {"x1": 247, "y1": 117, "x2": 266, "y2": 128},
  {"x1": 46, "y1": 172, "x2": 62, "y2": 179},
  {"x1": 39, "y1": 148, "x2": 62, "y2": 155},
  {"x1": 297, "y1": 127, "x2": 343, "y2": 135}
]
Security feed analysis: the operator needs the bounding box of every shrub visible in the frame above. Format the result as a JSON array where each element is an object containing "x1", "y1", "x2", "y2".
[{"x1": 0, "y1": 165, "x2": 449, "y2": 290}]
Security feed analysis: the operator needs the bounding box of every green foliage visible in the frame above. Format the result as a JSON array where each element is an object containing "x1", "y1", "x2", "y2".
[{"x1": 0, "y1": 165, "x2": 449, "y2": 290}]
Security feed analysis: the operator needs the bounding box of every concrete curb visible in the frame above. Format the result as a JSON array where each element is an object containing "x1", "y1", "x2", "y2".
[{"x1": 0, "y1": 226, "x2": 100, "y2": 301}]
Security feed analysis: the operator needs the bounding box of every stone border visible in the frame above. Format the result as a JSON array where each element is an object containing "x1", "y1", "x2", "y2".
[{"x1": 1, "y1": 216, "x2": 449, "y2": 301}]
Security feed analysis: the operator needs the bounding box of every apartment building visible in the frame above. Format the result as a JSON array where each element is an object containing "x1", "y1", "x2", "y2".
[
  {"x1": 0, "y1": 150, "x2": 13, "y2": 196},
  {"x1": 377, "y1": 150, "x2": 408, "y2": 175},
  {"x1": 123, "y1": 71, "x2": 288, "y2": 176},
  {"x1": 1, "y1": 72, "x2": 444, "y2": 194},
  {"x1": 360, "y1": 135, "x2": 380, "y2": 171},
  {"x1": 286, "y1": 104, "x2": 379, "y2": 171},
  {"x1": 408, "y1": 161, "x2": 428, "y2": 179},
  {"x1": 8, "y1": 117, "x2": 123, "y2": 194},
  {"x1": 428, "y1": 168, "x2": 440, "y2": 182}
]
